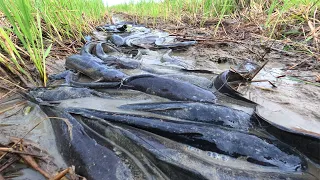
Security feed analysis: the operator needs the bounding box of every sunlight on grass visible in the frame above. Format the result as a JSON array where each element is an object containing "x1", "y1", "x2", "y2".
[
  {"x1": 110, "y1": 0, "x2": 320, "y2": 39},
  {"x1": 0, "y1": 0, "x2": 106, "y2": 87}
]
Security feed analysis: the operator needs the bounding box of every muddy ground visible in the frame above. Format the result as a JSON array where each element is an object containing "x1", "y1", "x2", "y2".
[{"x1": 184, "y1": 42, "x2": 320, "y2": 121}]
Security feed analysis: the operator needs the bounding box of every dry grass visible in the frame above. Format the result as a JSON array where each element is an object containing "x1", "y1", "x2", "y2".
[{"x1": 110, "y1": 0, "x2": 320, "y2": 55}]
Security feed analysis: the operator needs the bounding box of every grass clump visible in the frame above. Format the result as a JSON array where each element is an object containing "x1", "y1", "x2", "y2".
[
  {"x1": 0, "y1": 0, "x2": 106, "y2": 88},
  {"x1": 110, "y1": 0, "x2": 320, "y2": 50}
]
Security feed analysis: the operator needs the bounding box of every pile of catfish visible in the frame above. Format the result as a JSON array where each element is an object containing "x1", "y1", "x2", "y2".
[{"x1": 25, "y1": 22, "x2": 320, "y2": 179}]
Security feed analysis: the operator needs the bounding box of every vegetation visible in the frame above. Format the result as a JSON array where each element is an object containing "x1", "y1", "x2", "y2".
[
  {"x1": 110, "y1": 0, "x2": 320, "y2": 48},
  {"x1": 0, "y1": 0, "x2": 106, "y2": 87}
]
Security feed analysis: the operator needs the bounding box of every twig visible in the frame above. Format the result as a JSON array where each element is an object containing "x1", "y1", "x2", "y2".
[
  {"x1": 0, "y1": 77, "x2": 26, "y2": 91},
  {"x1": 252, "y1": 85, "x2": 277, "y2": 92},
  {"x1": 250, "y1": 59, "x2": 269, "y2": 80},
  {"x1": 0, "y1": 88, "x2": 16, "y2": 100},
  {"x1": 0, "y1": 155, "x2": 20, "y2": 173},
  {"x1": 0, "y1": 147, "x2": 44, "y2": 157},
  {"x1": 0, "y1": 117, "x2": 72, "y2": 161},
  {"x1": 251, "y1": 79, "x2": 277, "y2": 88},
  {"x1": 0, "y1": 101, "x2": 27, "y2": 115},
  {"x1": 50, "y1": 167, "x2": 70, "y2": 180},
  {"x1": 288, "y1": 76, "x2": 320, "y2": 86},
  {"x1": 316, "y1": 74, "x2": 320, "y2": 82},
  {"x1": 20, "y1": 154, "x2": 51, "y2": 179},
  {"x1": 287, "y1": 58, "x2": 310, "y2": 70}
]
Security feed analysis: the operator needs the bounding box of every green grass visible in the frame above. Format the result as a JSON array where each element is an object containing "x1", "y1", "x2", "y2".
[
  {"x1": 0, "y1": 0, "x2": 106, "y2": 87},
  {"x1": 110, "y1": 0, "x2": 320, "y2": 39},
  {"x1": 110, "y1": 0, "x2": 245, "y2": 20}
]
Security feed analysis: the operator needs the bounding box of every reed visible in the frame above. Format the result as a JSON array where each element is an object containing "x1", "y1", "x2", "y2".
[
  {"x1": 0, "y1": 0, "x2": 106, "y2": 87},
  {"x1": 110, "y1": 0, "x2": 320, "y2": 41}
]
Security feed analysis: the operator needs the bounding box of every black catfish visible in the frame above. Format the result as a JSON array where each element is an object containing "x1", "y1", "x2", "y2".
[
  {"x1": 67, "y1": 108, "x2": 306, "y2": 171},
  {"x1": 122, "y1": 74, "x2": 217, "y2": 103},
  {"x1": 66, "y1": 54, "x2": 128, "y2": 82},
  {"x1": 120, "y1": 101, "x2": 253, "y2": 131},
  {"x1": 40, "y1": 106, "x2": 133, "y2": 180},
  {"x1": 80, "y1": 114, "x2": 315, "y2": 180}
]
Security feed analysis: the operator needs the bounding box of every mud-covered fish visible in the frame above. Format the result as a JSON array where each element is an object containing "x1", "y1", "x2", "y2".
[
  {"x1": 122, "y1": 74, "x2": 217, "y2": 103},
  {"x1": 80, "y1": 113, "x2": 315, "y2": 180},
  {"x1": 119, "y1": 101, "x2": 253, "y2": 131},
  {"x1": 66, "y1": 54, "x2": 128, "y2": 82},
  {"x1": 40, "y1": 106, "x2": 133, "y2": 180},
  {"x1": 107, "y1": 34, "x2": 125, "y2": 46},
  {"x1": 155, "y1": 37, "x2": 197, "y2": 48},
  {"x1": 68, "y1": 108, "x2": 306, "y2": 171},
  {"x1": 94, "y1": 42, "x2": 140, "y2": 69},
  {"x1": 28, "y1": 87, "x2": 110, "y2": 101}
]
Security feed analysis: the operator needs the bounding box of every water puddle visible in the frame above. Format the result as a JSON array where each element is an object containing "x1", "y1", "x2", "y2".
[{"x1": 0, "y1": 99, "x2": 66, "y2": 179}]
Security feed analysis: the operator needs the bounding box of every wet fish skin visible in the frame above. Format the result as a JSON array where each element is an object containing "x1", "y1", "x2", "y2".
[
  {"x1": 122, "y1": 74, "x2": 217, "y2": 103},
  {"x1": 95, "y1": 42, "x2": 140, "y2": 69},
  {"x1": 214, "y1": 70, "x2": 256, "y2": 104},
  {"x1": 29, "y1": 87, "x2": 94, "y2": 101},
  {"x1": 28, "y1": 87, "x2": 110, "y2": 101},
  {"x1": 48, "y1": 71, "x2": 121, "y2": 89},
  {"x1": 80, "y1": 42, "x2": 98, "y2": 56},
  {"x1": 254, "y1": 113, "x2": 320, "y2": 164},
  {"x1": 80, "y1": 117, "x2": 212, "y2": 180},
  {"x1": 155, "y1": 37, "x2": 197, "y2": 48},
  {"x1": 108, "y1": 34, "x2": 125, "y2": 46},
  {"x1": 82, "y1": 117, "x2": 315, "y2": 180},
  {"x1": 48, "y1": 70, "x2": 73, "y2": 81},
  {"x1": 94, "y1": 42, "x2": 118, "y2": 60},
  {"x1": 67, "y1": 108, "x2": 306, "y2": 171},
  {"x1": 119, "y1": 101, "x2": 253, "y2": 131},
  {"x1": 66, "y1": 54, "x2": 128, "y2": 82},
  {"x1": 41, "y1": 106, "x2": 133, "y2": 180}
]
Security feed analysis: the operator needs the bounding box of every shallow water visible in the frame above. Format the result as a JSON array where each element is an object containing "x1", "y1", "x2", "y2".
[
  {"x1": 0, "y1": 98, "x2": 66, "y2": 179},
  {"x1": 237, "y1": 66, "x2": 320, "y2": 137}
]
